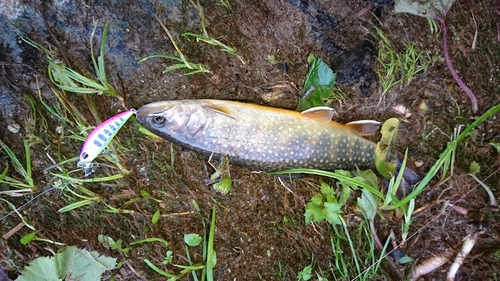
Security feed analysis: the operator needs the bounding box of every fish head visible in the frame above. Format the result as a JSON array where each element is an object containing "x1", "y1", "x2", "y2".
[{"x1": 136, "y1": 100, "x2": 209, "y2": 140}]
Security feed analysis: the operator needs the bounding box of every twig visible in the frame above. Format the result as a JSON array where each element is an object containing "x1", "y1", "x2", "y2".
[
  {"x1": 410, "y1": 251, "x2": 453, "y2": 281},
  {"x1": 446, "y1": 232, "x2": 480, "y2": 281},
  {"x1": 469, "y1": 173, "x2": 498, "y2": 206},
  {"x1": 471, "y1": 13, "x2": 478, "y2": 50}
]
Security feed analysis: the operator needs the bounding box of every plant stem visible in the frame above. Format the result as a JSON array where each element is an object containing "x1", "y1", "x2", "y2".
[{"x1": 439, "y1": 17, "x2": 478, "y2": 112}]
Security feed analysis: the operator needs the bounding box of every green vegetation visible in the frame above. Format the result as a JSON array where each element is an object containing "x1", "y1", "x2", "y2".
[
  {"x1": 395, "y1": 0, "x2": 479, "y2": 112},
  {"x1": 296, "y1": 54, "x2": 337, "y2": 111},
  {"x1": 374, "y1": 26, "x2": 430, "y2": 94},
  {"x1": 22, "y1": 22, "x2": 122, "y2": 102},
  {"x1": 15, "y1": 246, "x2": 117, "y2": 280},
  {"x1": 296, "y1": 173, "x2": 394, "y2": 279},
  {"x1": 182, "y1": 0, "x2": 245, "y2": 64},
  {"x1": 0, "y1": 140, "x2": 36, "y2": 192},
  {"x1": 206, "y1": 154, "x2": 233, "y2": 194},
  {"x1": 139, "y1": 1, "x2": 244, "y2": 74},
  {"x1": 276, "y1": 102, "x2": 500, "y2": 279},
  {"x1": 144, "y1": 204, "x2": 218, "y2": 281},
  {"x1": 1, "y1": 21, "x2": 136, "y2": 221},
  {"x1": 138, "y1": 16, "x2": 211, "y2": 75}
]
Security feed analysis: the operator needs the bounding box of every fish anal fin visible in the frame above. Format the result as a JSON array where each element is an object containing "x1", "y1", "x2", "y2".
[
  {"x1": 345, "y1": 120, "x2": 381, "y2": 136},
  {"x1": 300, "y1": 106, "x2": 335, "y2": 122}
]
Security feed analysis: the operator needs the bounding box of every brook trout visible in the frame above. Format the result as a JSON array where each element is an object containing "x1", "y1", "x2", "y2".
[{"x1": 136, "y1": 100, "x2": 382, "y2": 172}]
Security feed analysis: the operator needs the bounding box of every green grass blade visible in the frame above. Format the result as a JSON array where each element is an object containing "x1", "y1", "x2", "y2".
[
  {"x1": 388, "y1": 103, "x2": 500, "y2": 209},
  {"x1": 138, "y1": 54, "x2": 185, "y2": 63},
  {"x1": 143, "y1": 259, "x2": 176, "y2": 278},
  {"x1": 206, "y1": 207, "x2": 217, "y2": 281},
  {"x1": 23, "y1": 140, "x2": 34, "y2": 187},
  {"x1": 0, "y1": 163, "x2": 8, "y2": 180},
  {"x1": 52, "y1": 173, "x2": 124, "y2": 183},
  {"x1": 129, "y1": 238, "x2": 169, "y2": 247},
  {"x1": 0, "y1": 141, "x2": 34, "y2": 188},
  {"x1": 271, "y1": 169, "x2": 384, "y2": 199},
  {"x1": 58, "y1": 199, "x2": 96, "y2": 212},
  {"x1": 98, "y1": 22, "x2": 110, "y2": 86},
  {"x1": 162, "y1": 64, "x2": 189, "y2": 73}
]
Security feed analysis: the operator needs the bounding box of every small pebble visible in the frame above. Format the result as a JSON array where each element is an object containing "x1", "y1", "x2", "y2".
[
  {"x1": 414, "y1": 160, "x2": 424, "y2": 167},
  {"x1": 8, "y1": 122, "x2": 21, "y2": 133}
]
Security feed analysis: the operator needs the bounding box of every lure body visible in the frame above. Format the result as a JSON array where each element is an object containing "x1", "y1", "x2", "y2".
[
  {"x1": 77, "y1": 109, "x2": 136, "y2": 174},
  {"x1": 136, "y1": 100, "x2": 378, "y2": 172}
]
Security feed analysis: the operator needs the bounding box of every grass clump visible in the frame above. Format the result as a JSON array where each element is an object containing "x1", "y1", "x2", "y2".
[
  {"x1": 138, "y1": 16, "x2": 211, "y2": 75},
  {"x1": 21, "y1": 21, "x2": 122, "y2": 102},
  {"x1": 0, "y1": 140, "x2": 36, "y2": 193},
  {"x1": 139, "y1": 1, "x2": 245, "y2": 74},
  {"x1": 182, "y1": 0, "x2": 245, "y2": 64},
  {"x1": 374, "y1": 26, "x2": 430, "y2": 95}
]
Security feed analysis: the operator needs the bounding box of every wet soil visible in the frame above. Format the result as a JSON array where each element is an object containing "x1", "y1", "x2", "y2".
[{"x1": 1, "y1": 0, "x2": 500, "y2": 280}]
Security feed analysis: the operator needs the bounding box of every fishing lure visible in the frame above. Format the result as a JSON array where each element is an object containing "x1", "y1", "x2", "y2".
[{"x1": 77, "y1": 109, "x2": 136, "y2": 176}]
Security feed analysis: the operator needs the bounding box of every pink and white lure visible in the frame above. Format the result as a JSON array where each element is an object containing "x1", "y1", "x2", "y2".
[{"x1": 77, "y1": 109, "x2": 136, "y2": 176}]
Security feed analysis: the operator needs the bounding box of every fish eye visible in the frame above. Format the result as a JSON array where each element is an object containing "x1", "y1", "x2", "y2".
[
  {"x1": 81, "y1": 152, "x2": 89, "y2": 159},
  {"x1": 152, "y1": 116, "x2": 166, "y2": 127}
]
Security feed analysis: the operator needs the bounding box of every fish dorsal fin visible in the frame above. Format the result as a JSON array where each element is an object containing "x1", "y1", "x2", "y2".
[
  {"x1": 300, "y1": 106, "x2": 335, "y2": 122},
  {"x1": 345, "y1": 120, "x2": 381, "y2": 136}
]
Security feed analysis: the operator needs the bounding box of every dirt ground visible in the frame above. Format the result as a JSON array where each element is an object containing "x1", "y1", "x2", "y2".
[{"x1": 1, "y1": 0, "x2": 500, "y2": 280}]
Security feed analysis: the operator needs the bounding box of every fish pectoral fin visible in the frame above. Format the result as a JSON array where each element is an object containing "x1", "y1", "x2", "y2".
[
  {"x1": 300, "y1": 106, "x2": 335, "y2": 122},
  {"x1": 345, "y1": 120, "x2": 381, "y2": 136}
]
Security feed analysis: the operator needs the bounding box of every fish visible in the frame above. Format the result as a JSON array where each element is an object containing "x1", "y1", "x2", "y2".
[
  {"x1": 77, "y1": 109, "x2": 136, "y2": 176},
  {"x1": 135, "y1": 100, "x2": 382, "y2": 172}
]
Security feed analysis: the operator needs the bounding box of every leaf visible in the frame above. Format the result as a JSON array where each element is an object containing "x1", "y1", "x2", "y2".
[
  {"x1": 323, "y1": 202, "x2": 342, "y2": 226},
  {"x1": 304, "y1": 194, "x2": 325, "y2": 224},
  {"x1": 309, "y1": 193, "x2": 324, "y2": 206},
  {"x1": 98, "y1": 234, "x2": 117, "y2": 249},
  {"x1": 20, "y1": 230, "x2": 40, "y2": 245},
  {"x1": 16, "y1": 246, "x2": 116, "y2": 281},
  {"x1": 398, "y1": 256, "x2": 413, "y2": 264},
  {"x1": 490, "y1": 142, "x2": 500, "y2": 153},
  {"x1": 334, "y1": 170, "x2": 355, "y2": 188},
  {"x1": 357, "y1": 189, "x2": 378, "y2": 220},
  {"x1": 296, "y1": 55, "x2": 336, "y2": 111},
  {"x1": 163, "y1": 250, "x2": 174, "y2": 265},
  {"x1": 469, "y1": 161, "x2": 480, "y2": 174},
  {"x1": 297, "y1": 263, "x2": 313, "y2": 281},
  {"x1": 55, "y1": 246, "x2": 116, "y2": 280},
  {"x1": 184, "y1": 233, "x2": 202, "y2": 247},
  {"x1": 319, "y1": 181, "x2": 334, "y2": 198},
  {"x1": 206, "y1": 207, "x2": 217, "y2": 279},
  {"x1": 152, "y1": 209, "x2": 161, "y2": 224},
  {"x1": 213, "y1": 177, "x2": 232, "y2": 195},
  {"x1": 16, "y1": 256, "x2": 62, "y2": 281},
  {"x1": 394, "y1": 0, "x2": 456, "y2": 18},
  {"x1": 356, "y1": 169, "x2": 379, "y2": 190}
]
